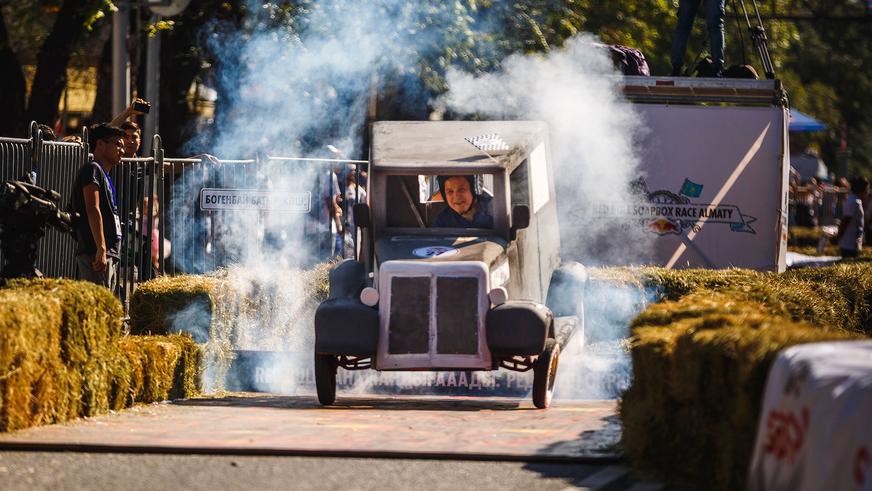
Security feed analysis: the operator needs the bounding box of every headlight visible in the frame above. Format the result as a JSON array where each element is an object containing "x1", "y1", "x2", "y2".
[
  {"x1": 360, "y1": 287, "x2": 379, "y2": 307},
  {"x1": 488, "y1": 287, "x2": 508, "y2": 306}
]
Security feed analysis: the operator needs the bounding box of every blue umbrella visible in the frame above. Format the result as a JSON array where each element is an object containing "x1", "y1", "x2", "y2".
[{"x1": 789, "y1": 109, "x2": 827, "y2": 132}]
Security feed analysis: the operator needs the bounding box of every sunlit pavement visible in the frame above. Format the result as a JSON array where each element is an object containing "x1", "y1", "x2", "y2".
[{"x1": 0, "y1": 395, "x2": 664, "y2": 490}]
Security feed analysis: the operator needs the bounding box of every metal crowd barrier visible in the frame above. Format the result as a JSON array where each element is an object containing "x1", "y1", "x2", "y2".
[
  {"x1": 0, "y1": 122, "x2": 88, "y2": 278},
  {"x1": 35, "y1": 137, "x2": 89, "y2": 278},
  {"x1": 112, "y1": 136, "x2": 166, "y2": 308},
  {"x1": 1, "y1": 121, "x2": 356, "y2": 309},
  {"x1": 790, "y1": 188, "x2": 848, "y2": 227}
]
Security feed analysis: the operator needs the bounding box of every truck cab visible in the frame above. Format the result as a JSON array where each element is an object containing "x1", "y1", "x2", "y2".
[{"x1": 314, "y1": 121, "x2": 587, "y2": 408}]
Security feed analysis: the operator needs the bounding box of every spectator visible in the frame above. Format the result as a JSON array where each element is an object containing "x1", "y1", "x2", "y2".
[
  {"x1": 62, "y1": 135, "x2": 82, "y2": 144},
  {"x1": 37, "y1": 124, "x2": 56, "y2": 141},
  {"x1": 341, "y1": 171, "x2": 367, "y2": 256},
  {"x1": 120, "y1": 121, "x2": 142, "y2": 158},
  {"x1": 317, "y1": 168, "x2": 341, "y2": 258},
  {"x1": 796, "y1": 178, "x2": 820, "y2": 228},
  {"x1": 142, "y1": 194, "x2": 170, "y2": 276},
  {"x1": 71, "y1": 123, "x2": 125, "y2": 290},
  {"x1": 670, "y1": 0, "x2": 726, "y2": 77},
  {"x1": 833, "y1": 176, "x2": 868, "y2": 258},
  {"x1": 110, "y1": 97, "x2": 149, "y2": 128}
]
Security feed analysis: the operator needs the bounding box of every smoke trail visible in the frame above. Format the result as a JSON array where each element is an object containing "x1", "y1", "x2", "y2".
[
  {"x1": 438, "y1": 34, "x2": 654, "y2": 266},
  {"x1": 169, "y1": 3, "x2": 655, "y2": 398},
  {"x1": 171, "y1": 0, "x2": 462, "y2": 393},
  {"x1": 439, "y1": 35, "x2": 656, "y2": 399}
]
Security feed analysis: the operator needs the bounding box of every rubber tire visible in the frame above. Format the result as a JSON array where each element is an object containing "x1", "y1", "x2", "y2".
[
  {"x1": 314, "y1": 353, "x2": 338, "y2": 405},
  {"x1": 532, "y1": 339, "x2": 560, "y2": 409}
]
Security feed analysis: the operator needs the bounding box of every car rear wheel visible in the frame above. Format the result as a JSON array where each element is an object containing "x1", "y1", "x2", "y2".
[
  {"x1": 314, "y1": 353, "x2": 338, "y2": 405},
  {"x1": 532, "y1": 338, "x2": 560, "y2": 409}
]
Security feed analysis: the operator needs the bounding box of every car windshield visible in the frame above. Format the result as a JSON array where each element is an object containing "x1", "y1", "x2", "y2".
[{"x1": 386, "y1": 174, "x2": 495, "y2": 229}]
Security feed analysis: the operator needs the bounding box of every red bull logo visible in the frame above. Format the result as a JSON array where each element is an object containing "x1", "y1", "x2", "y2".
[{"x1": 647, "y1": 218, "x2": 680, "y2": 235}]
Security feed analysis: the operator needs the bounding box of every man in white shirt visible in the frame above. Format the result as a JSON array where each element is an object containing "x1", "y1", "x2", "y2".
[{"x1": 834, "y1": 176, "x2": 869, "y2": 258}]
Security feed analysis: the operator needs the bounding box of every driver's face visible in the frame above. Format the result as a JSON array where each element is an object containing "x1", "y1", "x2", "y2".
[{"x1": 444, "y1": 176, "x2": 473, "y2": 215}]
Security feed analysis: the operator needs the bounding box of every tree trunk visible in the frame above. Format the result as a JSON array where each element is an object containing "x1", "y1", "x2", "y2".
[
  {"x1": 25, "y1": 0, "x2": 97, "y2": 127},
  {"x1": 158, "y1": 25, "x2": 201, "y2": 156},
  {"x1": 0, "y1": 7, "x2": 27, "y2": 137},
  {"x1": 91, "y1": 35, "x2": 113, "y2": 125}
]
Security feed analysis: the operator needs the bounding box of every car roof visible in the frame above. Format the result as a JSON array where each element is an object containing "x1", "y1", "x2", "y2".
[{"x1": 371, "y1": 121, "x2": 548, "y2": 173}]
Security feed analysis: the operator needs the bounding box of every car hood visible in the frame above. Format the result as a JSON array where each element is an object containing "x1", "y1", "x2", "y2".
[{"x1": 375, "y1": 236, "x2": 507, "y2": 268}]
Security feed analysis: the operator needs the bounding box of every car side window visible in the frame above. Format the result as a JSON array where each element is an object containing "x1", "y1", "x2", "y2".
[{"x1": 510, "y1": 159, "x2": 529, "y2": 207}]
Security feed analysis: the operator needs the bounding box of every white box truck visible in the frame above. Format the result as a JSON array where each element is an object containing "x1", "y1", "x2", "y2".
[{"x1": 606, "y1": 76, "x2": 789, "y2": 272}]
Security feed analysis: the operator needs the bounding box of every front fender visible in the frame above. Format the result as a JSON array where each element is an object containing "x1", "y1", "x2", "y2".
[
  {"x1": 486, "y1": 300, "x2": 552, "y2": 356},
  {"x1": 314, "y1": 298, "x2": 379, "y2": 356}
]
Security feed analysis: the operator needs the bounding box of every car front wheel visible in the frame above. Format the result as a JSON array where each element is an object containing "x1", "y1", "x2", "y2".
[
  {"x1": 314, "y1": 353, "x2": 338, "y2": 405},
  {"x1": 532, "y1": 339, "x2": 560, "y2": 409}
]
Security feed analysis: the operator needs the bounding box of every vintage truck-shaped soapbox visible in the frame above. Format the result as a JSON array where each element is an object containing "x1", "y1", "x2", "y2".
[{"x1": 314, "y1": 121, "x2": 586, "y2": 408}]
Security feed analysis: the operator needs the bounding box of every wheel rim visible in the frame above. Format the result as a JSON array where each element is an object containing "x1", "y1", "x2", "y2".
[{"x1": 546, "y1": 344, "x2": 560, "y2": 403}]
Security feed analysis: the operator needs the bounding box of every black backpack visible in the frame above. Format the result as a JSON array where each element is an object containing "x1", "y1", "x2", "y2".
[
  {"x1": 724, "y1": 64, "x2": 759, "y2": 79},
  {"x1": 606, "y1": 44, "x2": 651, "y2": 76}
]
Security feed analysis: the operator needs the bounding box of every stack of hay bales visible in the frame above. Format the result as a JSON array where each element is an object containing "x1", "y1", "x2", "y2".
[
  {"x1": 128, "y1": 263, "x2": 331, "y2": 391},
  {"x1": 0, "y1": 279, "x2": 200, "y2": 432},
  {"x1": 619, "y1": 263, "x2": 872, "y2": 490}
]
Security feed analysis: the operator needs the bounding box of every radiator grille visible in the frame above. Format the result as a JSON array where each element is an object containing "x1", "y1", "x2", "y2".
[
  {"x1": 436, "y1": 277, "x2": 479, "y2": 354},
  {"x1": 388, "y1": 276, "x2": 430, "y2": 354}
]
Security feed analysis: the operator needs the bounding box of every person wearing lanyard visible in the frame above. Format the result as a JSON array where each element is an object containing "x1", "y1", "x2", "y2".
[{"x1": 71, "y1": 123, "x2": 125, "y2": 290}]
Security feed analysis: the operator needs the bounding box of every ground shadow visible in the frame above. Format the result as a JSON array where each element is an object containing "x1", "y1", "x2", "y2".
[
  {"x1": 173, "y1": 394, "x2": 527, "y2": 412},
  {"x1": 521, "y1": 414, "x2": 628, "y2": 486}
]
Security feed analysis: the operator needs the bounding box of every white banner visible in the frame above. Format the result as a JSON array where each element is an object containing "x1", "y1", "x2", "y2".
[
  {"x1": 747, "y1": 341, "x2": 872, "y2": 491},
  {"x1": 564, "y1": 104, "x2": 789, "y2": 272},
  {"x1": 199, "y1": 188, "x2": 311, "y2": 213},
  {"x1": 633, "y1": 105, "x2": 789, "y2": 271}
]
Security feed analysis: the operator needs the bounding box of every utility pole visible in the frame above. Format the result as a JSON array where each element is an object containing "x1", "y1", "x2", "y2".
[
  {"x1": 143, "y1": 14, "x2": 162, "y2": 155},
  {"x1": 112, "y1": 0, "x2": 131, "y2": 118}
]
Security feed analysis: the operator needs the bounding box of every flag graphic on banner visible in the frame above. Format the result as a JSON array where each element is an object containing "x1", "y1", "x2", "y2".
[
  {"x1": 680, "y1": 178, "x2": 704, "y2": 198},
  {"x1": 465, "y1": 134, "x2": 510, "y2": 152}
]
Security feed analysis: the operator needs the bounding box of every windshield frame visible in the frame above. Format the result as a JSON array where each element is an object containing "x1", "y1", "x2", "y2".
[{"x1": 372, "y1": 169, "x2": 509, "y2": 240}]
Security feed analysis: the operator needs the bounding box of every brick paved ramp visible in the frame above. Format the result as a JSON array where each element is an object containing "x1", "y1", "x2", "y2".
[{"x1": 0, "y1": 395, "x2": 621, "y2": 461}]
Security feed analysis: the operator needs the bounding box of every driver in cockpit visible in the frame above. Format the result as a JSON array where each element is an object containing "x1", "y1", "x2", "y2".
[{"x1": 432, "y1": 175, "x2": 493, "y2": 228}]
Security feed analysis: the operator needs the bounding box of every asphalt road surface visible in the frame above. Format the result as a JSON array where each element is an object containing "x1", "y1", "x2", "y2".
[
  {"x1": 0, "y1": 395, "x2": 663, "y2": 490},
  {"x1": 0, "y1": 452, "x2": 662, "y2": 491}
]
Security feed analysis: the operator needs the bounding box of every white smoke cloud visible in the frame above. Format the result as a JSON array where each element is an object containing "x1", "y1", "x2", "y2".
[
  {"x1": 169, "y1": 3, "x2": 655, "y2": 400},
  {"x1": 439, "y1": 34, "x2": 654, "y2": 265},
  {"x1": 439, "y1": 35, "x2": 656, "y2": 399}
]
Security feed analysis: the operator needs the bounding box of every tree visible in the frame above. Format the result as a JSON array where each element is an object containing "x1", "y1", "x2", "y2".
[
  {"x1": 0, "y1": 6, "x2": 27, "y2": 136},
  {"x1": 0, "y1": 0, "x2": 111, "y2": 137}
]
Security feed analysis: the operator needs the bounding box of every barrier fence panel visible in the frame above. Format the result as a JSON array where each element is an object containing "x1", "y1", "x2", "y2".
[
  {"x1": 34, "y1": 140, "x2": 88, "y2": 278},
  {"x1": 0, "y1": 123, "x2": 86, "y2": 278},
  {"x1": 3, "y1": 122, "x2": 365, "y2": 309},
  {"x1": 0, "y1": 135, "x2": 34, "y2": 271},
  {"x1": 111, "y1": 134, "x2": 167, "y2": 311},
  {"x1": 790, "y1": 188, "x2": 848, "y2": 227}
]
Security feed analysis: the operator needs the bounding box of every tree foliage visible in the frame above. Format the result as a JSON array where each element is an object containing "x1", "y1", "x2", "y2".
[
  {"x1": 0, "y1": 0, "x2": 870, "y2": 174},
  {"x1": 0, "y1": 0, "x2": 113, "y2": 136}
]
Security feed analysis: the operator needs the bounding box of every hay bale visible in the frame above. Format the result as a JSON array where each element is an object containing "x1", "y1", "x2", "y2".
[
  {"x1": 622, "y1": 290, "x2": 861, "y2": 490},
  {"x1": 0, "y1": 289, "x2": 66, "y2": 431},
  {"x1": 128, "y1": 263, "x2": 331, "y2": 391},
  {"x1": 5, "y1": 278, "x2": 123, "y2": 417},
  {"x1": 114, "y1": 335, "x2": 201, "y2": 405},
  {"x1": 788, "y1": 226, "x2": 823, "y2": 247},
  {"x1": 5, "y1": 278, "x2": 123, "y2": 363},
  {"x1": 1, "y1": 279, "x2": 201, "y2": 432},
  {"x1": 783, "y1": 263, "x2": 872, "y2": 334},
  {"x1": 129, "y1": 275, "x2": 221, "y2": 339}
]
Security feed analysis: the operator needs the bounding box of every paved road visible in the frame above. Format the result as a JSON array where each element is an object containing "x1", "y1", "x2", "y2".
[
  {"x1": 0, "y1": 395, "x2": 621, "y2": 460},
  {"x1": 0, "y1": 452, "x2": 662, "y2": 491},
  {"x1": 0, "y1": 395, "x2": 663, "y2": 490}
]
